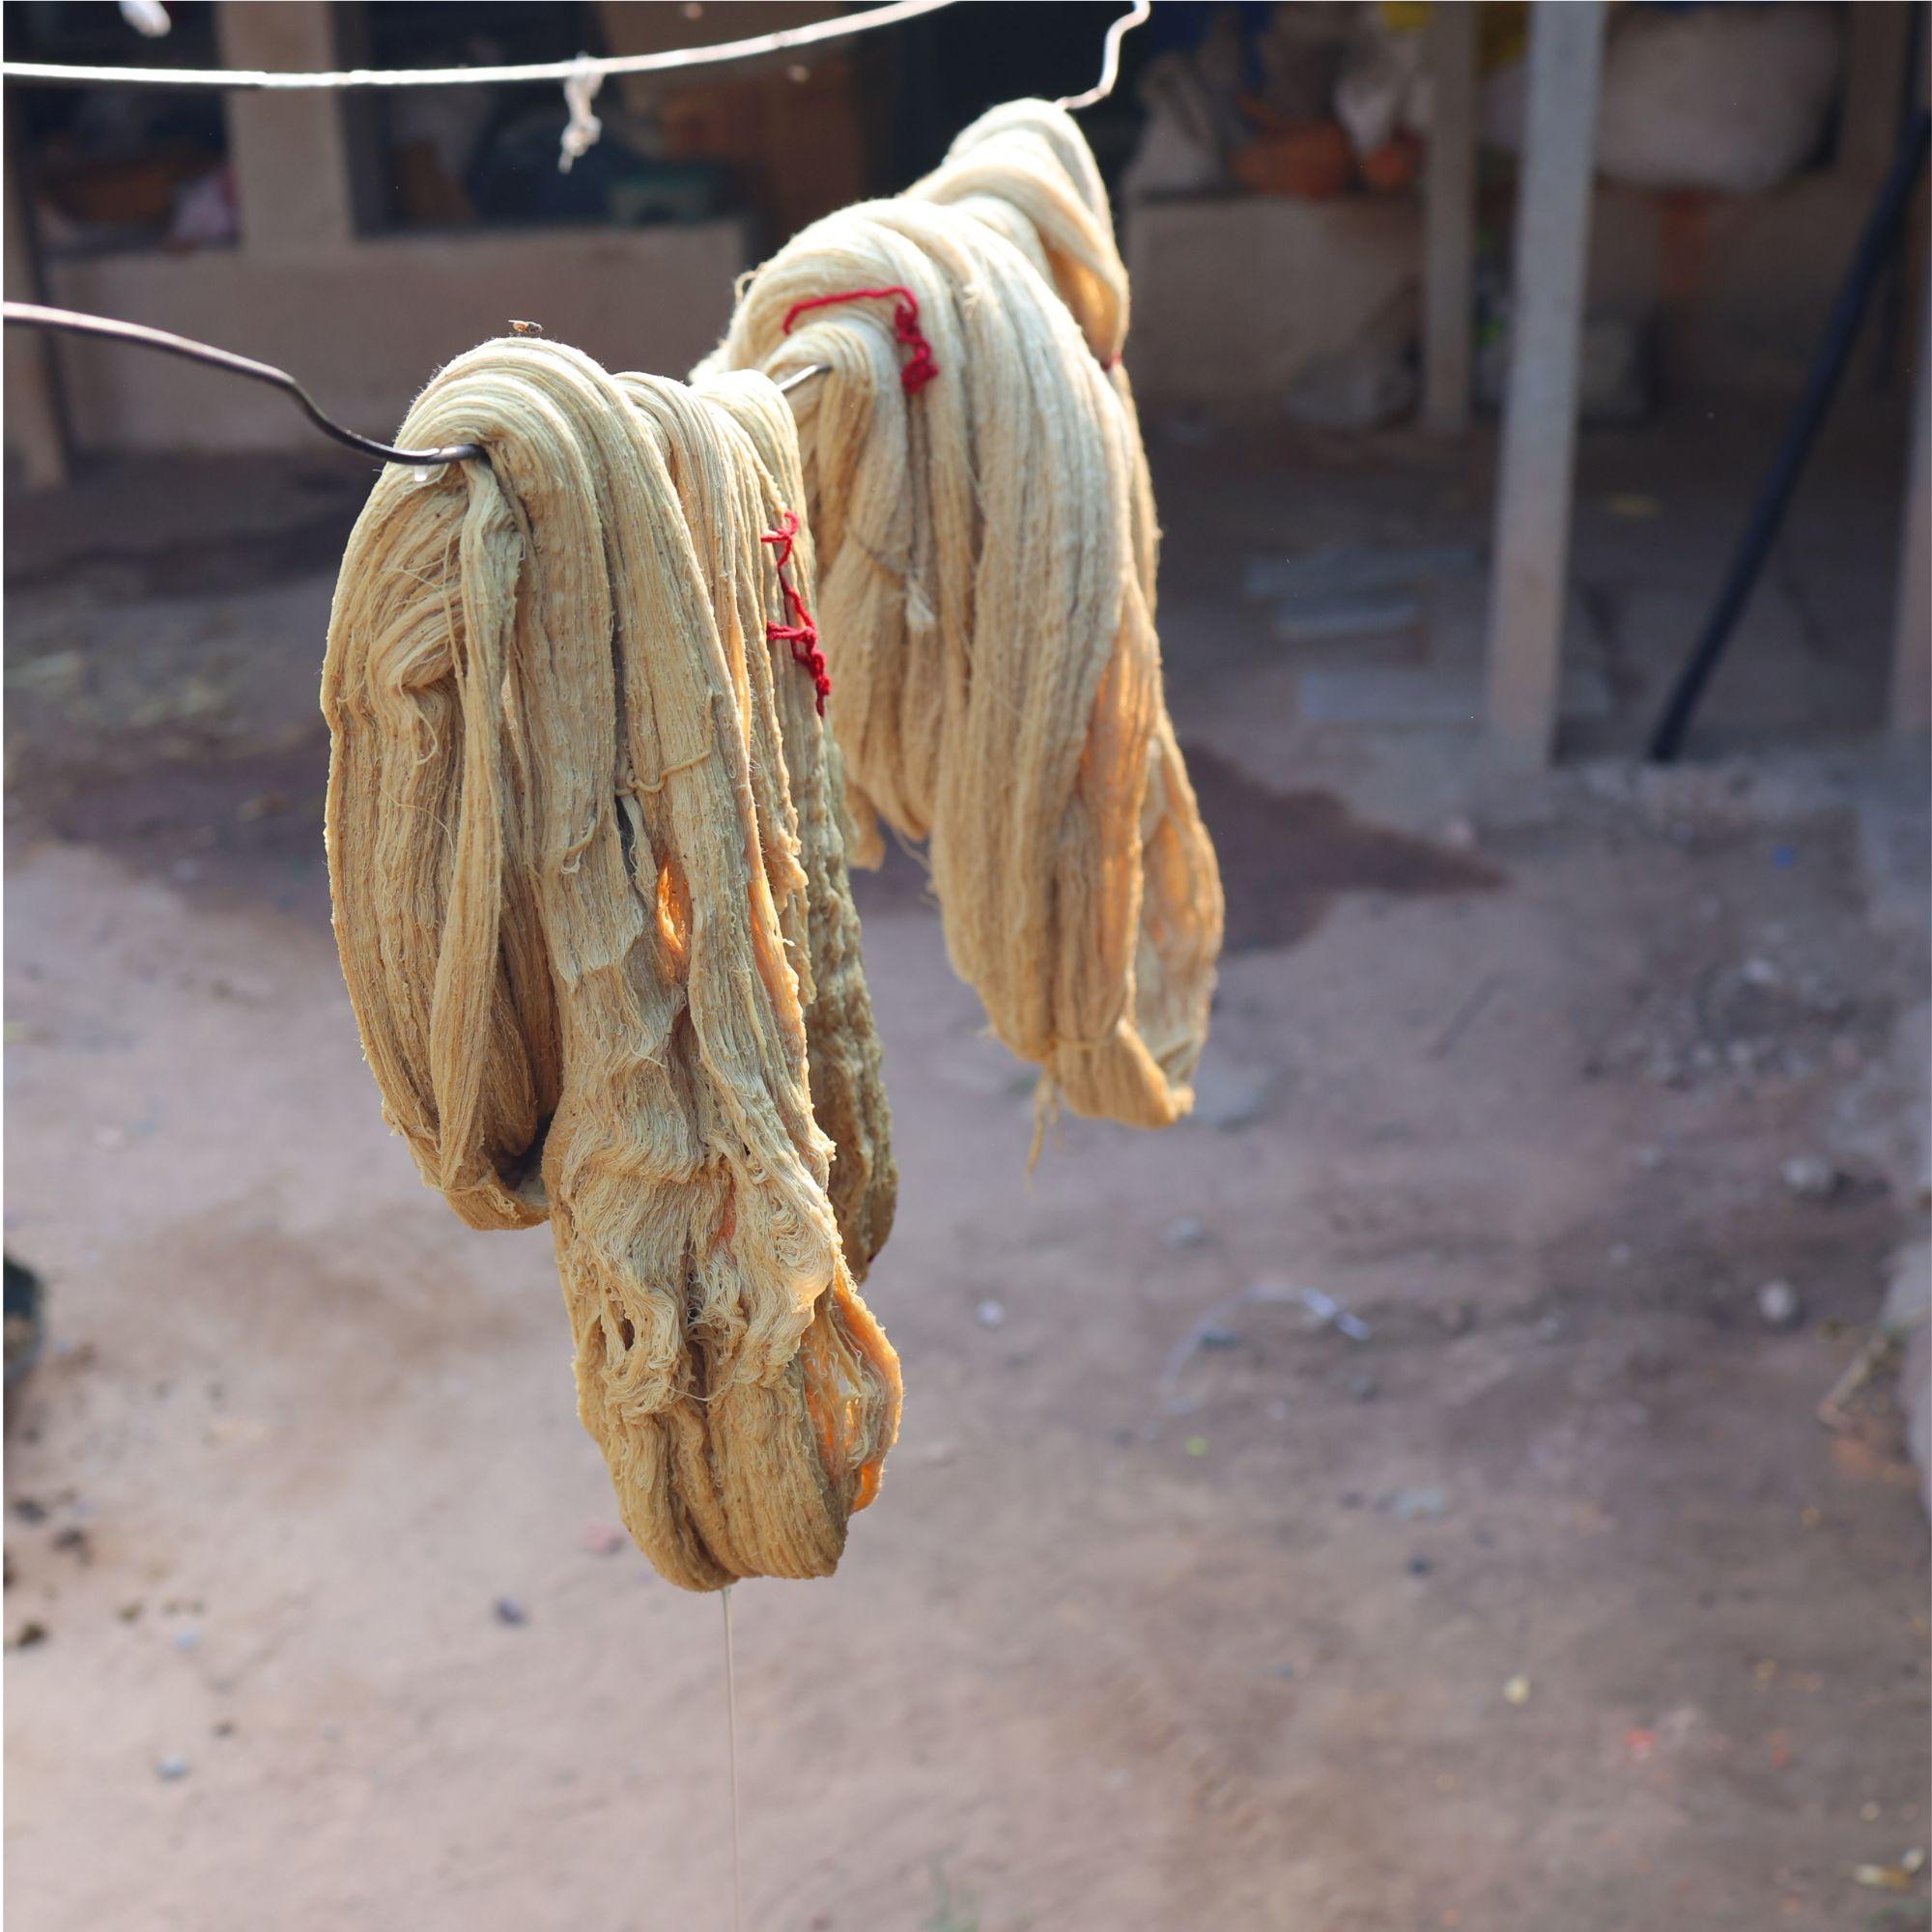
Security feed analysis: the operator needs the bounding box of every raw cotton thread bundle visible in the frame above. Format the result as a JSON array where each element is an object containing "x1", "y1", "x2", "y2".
[
  {"x1": 700, "y1": 99, "x2": 1224, "y2": 1133},
  {"x1": 322, "y1": 337, "x2": 898, "y2": 1589},
  {"x1": 697, "y1": 371, "x2": 897, "y2": 1279}
]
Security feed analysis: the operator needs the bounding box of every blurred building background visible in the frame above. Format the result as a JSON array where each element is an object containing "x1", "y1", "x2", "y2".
[{"x1": 2, "y1": 1, "x2": 1923, "y2": 443}]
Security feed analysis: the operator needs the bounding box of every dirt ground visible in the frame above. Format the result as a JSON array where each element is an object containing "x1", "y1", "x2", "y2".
[{"x1": 5, "y1": 412, "x2": 1928, "y2": 1932}]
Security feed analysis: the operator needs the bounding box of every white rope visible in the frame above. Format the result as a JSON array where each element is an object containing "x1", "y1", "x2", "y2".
[
  {"x1": 1055, "y1": 0, "x2": 1150, "y2": 113},
  {"x1": 557, "y1": 57, "x2": 604, "y2": 174},
  {"x1": 2, "y1": 0, "x2": 957, "y2": 90}
]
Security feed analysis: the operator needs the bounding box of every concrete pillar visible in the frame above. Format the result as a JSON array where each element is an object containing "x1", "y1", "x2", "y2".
[
  {"x1": 1421, "y1": 1, "x2": 1479, "y2": 435},
  {"x1": 1483, "y1": 0, "x2": 1606, "y2": 767},
  {"x1": 216, "y1": 2, "x2": 357, "y2": 252}
]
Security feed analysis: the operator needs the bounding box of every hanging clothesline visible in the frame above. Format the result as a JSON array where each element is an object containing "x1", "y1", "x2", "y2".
[
  {"x1": 2, "y1": 0, "x2": 1145, "y2": 105},
  {"x1": 0, "y1": 302, "x2": 829, "y2": 467},
  {"x1": 0, "y1": 0, "x2": 960, "y2": 92},
  {"x1": 5, "y1": 0, "x2": 1145, "y2": 170},
  {"x1": 2, "y1": 5, "x2": 1152, "y2": 463}
]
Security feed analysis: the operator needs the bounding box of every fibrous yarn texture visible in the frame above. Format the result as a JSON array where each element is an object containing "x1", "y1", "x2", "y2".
[
  {"x1": 322, "y1": 337, "x2": 899, "y2": 1591},
  {"x1": 699, "y1": 99, "x2": 1224, "y2": 1131}
]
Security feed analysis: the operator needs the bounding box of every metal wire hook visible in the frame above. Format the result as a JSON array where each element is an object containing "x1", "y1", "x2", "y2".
[
  {"x1": 2, "y1": 301, "x2": 482, "y2": 467},
  {"x1": 1056, "y1": 0, "x2": 1151, "y2": 113},
  {"x1": 4, "y1": 299, "x2": 833, "y2": 466}
]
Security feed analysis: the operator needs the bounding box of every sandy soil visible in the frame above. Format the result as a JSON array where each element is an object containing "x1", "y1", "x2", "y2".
[{"x1": 4, "y1": 434, "x2": 1927, "y2": 1932}]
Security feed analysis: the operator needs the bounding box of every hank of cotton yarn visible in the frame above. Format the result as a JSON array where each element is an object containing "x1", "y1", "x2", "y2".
[
  {"x1": 699, "y1": 99, "x2": 1224, "y2": 1133},
  {"x1": 322, "y1": 337, "x2": 899, "y2": 1590}
]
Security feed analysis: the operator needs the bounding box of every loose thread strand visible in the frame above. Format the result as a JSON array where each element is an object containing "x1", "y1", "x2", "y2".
[{"x1": 723, "y1": 1586, "x2": 745, "y2": 1932}]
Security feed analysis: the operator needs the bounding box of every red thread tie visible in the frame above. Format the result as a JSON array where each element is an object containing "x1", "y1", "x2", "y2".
[
  {"x1": 760, "y1": 510, "x2": 831, "y2": 715},
  {"x1": 780, "y1": 284, "x2": 938, "y2": 395}
]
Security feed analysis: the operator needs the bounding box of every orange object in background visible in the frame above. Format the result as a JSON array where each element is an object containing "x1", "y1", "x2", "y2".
[
  {"x1": 1359, "y1": 129, "x2": 1423, "y2": 194},
  {"x1": 35, "y1": 142, "x2": 214, "y2": 230},
  {"x1": 1230, "y1": 120, "x2": 1356, "y2": 201}
]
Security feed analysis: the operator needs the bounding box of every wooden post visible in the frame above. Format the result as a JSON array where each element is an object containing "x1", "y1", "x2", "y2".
[
  {"x1": 1839, "y1": 2, "x2": 1913, "y2": 188},
  {"x1": 216, "y1": 1, "x2": 357, "y2": 252},
  {"x1": 1891, "y1": 245, "x2": 1930, "y2": 735},
  {"x1": 1422, "y1": 1, "x2": 1479, "y2": 435},
  {"x1": 1888, "y1": 6, "x2": 1931, "y2": 736},
  {"x1": 1483, "y1": 0, "x2": 1605, "y2": 767}
]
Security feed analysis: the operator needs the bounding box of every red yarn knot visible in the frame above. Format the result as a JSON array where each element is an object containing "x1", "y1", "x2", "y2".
[
  {"x1": 761, "y1": 508, "x2": 800, "y2": 571},
  {"x1": 781, "y1": 284, "x2": 939, "y2": 396},
  {"x1": 761, "y1": 510, "x2": 831, "y2": 715}
]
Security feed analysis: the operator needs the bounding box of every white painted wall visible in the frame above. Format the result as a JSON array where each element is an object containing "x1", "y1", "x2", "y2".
[{"x1": 42, "y1": 222, "x2": 750, "y2": 453}]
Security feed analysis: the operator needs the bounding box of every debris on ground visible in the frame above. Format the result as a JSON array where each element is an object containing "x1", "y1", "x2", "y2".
[
  {"x1": 1384, "y1": 1488, "x2": 1449, "y2": 1522},
  {"x1": 1294, "y1": 1289, "x2": 1373, "y2": 1344},
  {"x1": 1160, "y1": 1281, "x2": 1375, "y2": 1415},
  {"x1": 1757, "y1": 1280, "x2": 1804, "y2": 1329},
  {"x1": 1818, "y1": 1244, "x2": 1929, "y2": 1450},
  {"x1": 155, "y1": 1755, "x2": 188, "y2": 1781},
  {"x1": 493, "y1": 1598, "x2": 527, "y2": 1628},
  {"x1": 1609, "y1": 948, "x2": 1861, "y2": 1094},
  {"x1": 1781, "y1": 1152, "x2": 1844, "y2": 1201},
  {"x1": 1187, "y1": 1052, "x2": 1275, "y2": 1131},
  {"x1": 1503, "y1": 1674, "x2": 1532, "y2": 1706},
  {"x1": 579, "y1": 1521, "x2": 627, "y2": 1557},
  {"x1": 1849, "y1": 1848, "x2": 1926, "y2": 1891},
  {"x1": 1164, "y1": 1216, "x2": 1208, "y2": 1251}
]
